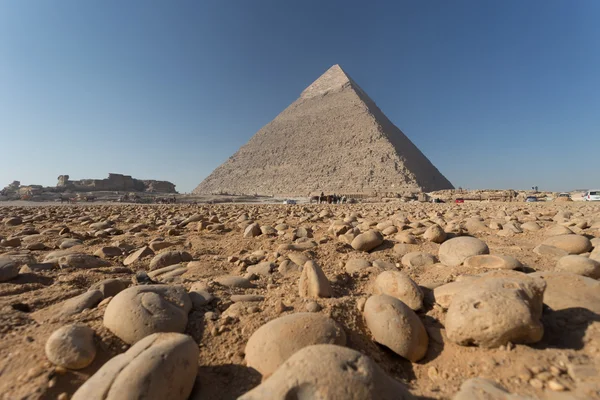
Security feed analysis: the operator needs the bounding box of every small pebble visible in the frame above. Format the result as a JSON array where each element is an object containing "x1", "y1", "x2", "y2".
[
  {"x1": 547, "y1": 380, "x2": 566, "y2": 391},
  {"x1": 529, "y1": 378, "x2": 544, "y2": 389}
]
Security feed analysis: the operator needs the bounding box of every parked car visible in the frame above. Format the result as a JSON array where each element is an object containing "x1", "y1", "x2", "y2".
[
  {"x1": 431, "y1": 198, "x2": 445, "y2": 203},
  {"x1": 455, "y1": 198, "x2": 464, "y2": 204},
  {"x1": 584, "y1": 190, "x2": 600, "y2": 201},
  {"x1": 525, "y1": 196, "x2": 538, "y2": 202},
  {"x1": 282, "y1": 199, "x2": 297, "y2": 205}
]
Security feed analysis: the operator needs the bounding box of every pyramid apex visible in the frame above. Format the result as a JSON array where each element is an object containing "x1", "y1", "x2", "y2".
[{"x1": 300, "y1": 64, "x2": 352, "y2": 99}]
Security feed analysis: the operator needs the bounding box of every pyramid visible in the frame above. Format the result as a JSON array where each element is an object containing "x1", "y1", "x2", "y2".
[{"x1": 193, "y1": 65, "x2": 453, "y2": 196}]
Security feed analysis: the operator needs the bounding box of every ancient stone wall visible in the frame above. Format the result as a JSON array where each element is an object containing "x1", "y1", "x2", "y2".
[{"x1": 56, "y1": 173, "x2": 176, "y2": 193}]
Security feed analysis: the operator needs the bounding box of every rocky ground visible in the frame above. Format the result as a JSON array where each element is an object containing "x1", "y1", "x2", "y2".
[{"x1": 0, "y1": 201, "x2": 599, "y2": 400}]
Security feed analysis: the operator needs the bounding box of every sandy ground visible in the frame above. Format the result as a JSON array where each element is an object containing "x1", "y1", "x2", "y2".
[{"x1": 0, "y1": 201, "x2": 599, "y2": 399}]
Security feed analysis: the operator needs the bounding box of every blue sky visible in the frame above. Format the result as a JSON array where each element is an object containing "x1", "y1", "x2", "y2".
[{"x1": 1, "y1": 1, "x2": 599, "y2": 193}]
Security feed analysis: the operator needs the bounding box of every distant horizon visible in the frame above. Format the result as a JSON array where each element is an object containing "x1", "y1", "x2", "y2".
[{"x1": 2, "y1": 1, "x2": 599, "y2": 193}]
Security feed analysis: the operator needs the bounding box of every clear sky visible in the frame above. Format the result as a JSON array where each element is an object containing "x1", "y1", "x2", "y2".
[{"x1": 1, "y1": 1, "x2": 599, "y2": 193}]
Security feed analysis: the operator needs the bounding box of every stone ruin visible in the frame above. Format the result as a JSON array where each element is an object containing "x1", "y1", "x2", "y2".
[{"x1": 56, "y1": 173, "x2": 176, "y2": 193}]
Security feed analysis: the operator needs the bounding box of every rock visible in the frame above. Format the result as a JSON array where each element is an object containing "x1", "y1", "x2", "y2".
[
  {"x1": 45, "y1": 324, "x2": 96, "y2": 369},
  {"x1": 345, "y1": 258, "x2": 372, "y2": 273},
  {"x1": 556, "y1": 255, "x2": 600, "y2": 278},
  {"x1": 71, "y1": 333, "x2": 198, "y2": 400},
  {"x1": 438, "y1": 236, "x2": 489, "y2": 267},
  {"x1": 529, "y1": 271, "x2": 600, "y2": 313},
  {"x1": 231, "y1": 294, "x2": 264, "y2": 302},
  {"x1": 287, "y1": 252, "x2": 310, "y2": 266},
  {"x1": 59, "y1": 238, "x2": 83, "y2": 249},
  {"x1": 546, "y1": 225, "x2": 574, "y2": 236},
  {"x1": 61, "y1": 290, "x2": 104, "y2": 316},
  {"x1": 542, "y1": 235, "x2": 592, "y2": 255},
  {"x1": 0, "y1": 258, "x2": 19, "y2": 282},
  {"x1": 243, "y1": 223, "x2": 261, "y2": 238},
  {"x1": 433, "y1": 278, "x2": 479, "y2": 309},
  {"x1": 103, "y1": 285, "x2": 192, "y2": 344},
  {"x1": 299, "y1": 261, "x2": 332, "y2": 298},
  {"x1": 533, "y1": 244, "x2": 568, "y2": 258},
  {"x1": 244, "y1": 313, "x2": 347, "y2": 377},
  {"x1": 58, "y1": 254, "x2": 111, "y2": 269},
  {"x1": 401, "y1": 252, "x2": 436, "y2": 268},
  {"x1": 189, "y1": 283, "x2": 213, "y2": 308},
  {"x1": 363, "y1": 294, "x2": 428, "y2": 362},
  {"x1": 463, "y1": 254, "x2": 522, "y2": 270},
  {"x1": 147, "y1": 264, "x2": 187, "y2": 281},
  {"x1": 93, "y1": 246, "x2": 122, "y2": 259},
  {"x1": 423, "y1": 224, "x2": 446, "y2": 243},
  {"x1": 521, "y1": 221, "x2": 542, "y2": 232},
  {"x1": 453, "y1": 378, "x2": 531, "y2": 400},
  {"x1": 239, "y1": 345, "x2": 411, "y2": 400},
  {"x1": 278, "y1": 260, "x2": 301, "y2": 276},
  {"x1": 148, "y1": 251, "x2": 193, "y2": 271},
  {"x1": 395, "y1": 232, "x2": 417, "y2": 244},
  {"x1": 149, "y1": 241, "x2": 176, "y2": 252},
  {"x1": 246, "y1": 262, "x2": 274, "y2": 276},
  {"x1": 277, "y1": 241, "x2": 318, "y2": 252},
  {"x1": 4, "y1": 216, "x2": 23, "y2": 226},
  {"x1": 89, "y1": 279, "x2": 128, "y2": 298},
  {"x1": 445, "y1": 272, "x2": 545, "y2": 348},
  {"x1": 215, "y1": 275, "x2": 255, "y2": 288},
  {"x1": 372, "y1": 271, "x2": 423, "y2": 310},
  {"x1": 1, "y1": 237, "x2": 21, "y2": 247},
  {"x1": 123, "y1": 246, "x2": 154, "y2": 266},
  {"x1": 351, "y1": 230, "x2": 384, "y2": 252},
  {"x1": 306, "y1": 301, "x2": 321, "y2": 312}
]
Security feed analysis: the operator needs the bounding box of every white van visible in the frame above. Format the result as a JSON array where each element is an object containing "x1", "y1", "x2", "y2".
[{"x1": 584, "y1": 190, "x2": 600, "y2": 201}]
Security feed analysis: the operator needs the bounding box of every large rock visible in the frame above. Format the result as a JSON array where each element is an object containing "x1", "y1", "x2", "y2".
[
  {"x1": 351, "y1": 230, "x2": 384, "y2": 252},
  {"x1": 401, "y1": 252, "x2": 436, "y2": 268},
  {"x1": 432, "y1": 277, "x2": 479, "y2": 309},
  {"x1": 423, "y1": 224, "x2": 447, "y2": 243},
  {"x1": 45, "y1": 324, "x2": 96, "y2": 369},
  {"x1": 299, "y1": 261, "x2": 332, "y2": 298},
  {"x1": 445, "y1": 273, "x2": 545, "y2": 348},
  {"x1": 372, "y1": 271, "x2": 423, "y2": 310},
  {"x1": 463, "y1": 254, "x2": 522, "y2": 270},
  {"x1": 244, "y1": 313, "x2": 346, "y2": 377},
  {"x1": 529, "y1": 271, "x2": 600, "y2": 313},
  {"x1": 149, "y1": 251, "x2": 193, "y2": 271},
  {"x1": 238, "y1": 345, "x2": 413, "y2": 400},
  {"x1": 0, "y1": 258, "x2": 19, "y2": 282},
  {"x1": 61, "y1": 290, "x2": 104, "y2": 316},
  {"x1": 542, "y1": 235, "x2": 592, "y2": 255},
  {"x1": 58, "y1": 254, "x2": 111, "y2": 269},
  {"x1": 345, "y1": 258, "x2": 372, "y2": 273},
  {"x1": 89, "y1": 278, "x2": 129, "y2": 298},
  {"x1": 103, "y1": 285, "x2": 192, "y2": 344},
  {"x1": 71, "y1": 333, "x2": 198, "y2": 400},
  {"x1": 556, "y1": 255, "x2": 600, "y2": 279},
  {"x1": 363, "y1": 294, "x2": 428, "y2": 362},
  {"x1": 123, "y1": 246, "x2": 154, "y2": 266},
  {"x1": 438, "y1": 236, "x2": 489, "y2": 267}
]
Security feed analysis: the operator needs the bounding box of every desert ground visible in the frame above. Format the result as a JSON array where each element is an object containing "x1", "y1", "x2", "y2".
[{"x1": 0, "y1": 200, "x2": 599, "y2": 399}]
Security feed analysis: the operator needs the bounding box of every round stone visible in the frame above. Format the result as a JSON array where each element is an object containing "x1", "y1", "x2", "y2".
[
  {"x1": 238, "y1": 345, "x2": 411, "y2": 400},
  {"x1": 351, "y1": 230, "x2": 384, "y2": 252},
  {"x1": 423, "y1": 224, "x2": 447, "y2": 243},
  {"x1": 438, "y1": 237, "x2": 490, "y2": 267},
  {"x1": 244, "y1": 313, "x2": 346, "y2": 377},
  {"x1": 542, "y1": 235, "x2": 592, "y2": 255},
  {"x1": 0, "y1": 258, "x2": 19, "y2": 282},
  {"x1": 445, "y1": 272, "x2": 545, "y2": 348},
  {"x1": 45, "y1": 324, "x2": 96, "y2": 370},
  {"x1": 103, "y1": 285, "x2": 192, "y2": 344},
  {"x1": 401, "y1": 252, "x2": 436, "y2": 268},
  {"x1": 463, "y1": 254, "x2": 522, "y2": 270},
  {"x1": 556, "y1": 255, "x2": 600, "y2": 278},
  {"x1": 363, "y1": 294, "x2": 428, "y2": 362},
  {"x1": 71, "y1": 333, "x2": 198, "y2": 400},
  {"x1": 372, "y1": 270, "x2": 423, "y2": 310}
]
